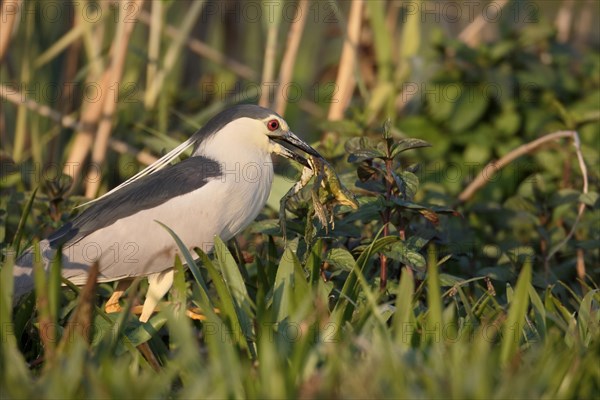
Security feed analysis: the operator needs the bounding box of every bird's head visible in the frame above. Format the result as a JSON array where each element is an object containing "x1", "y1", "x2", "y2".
[{"x1": 192, "y1": 105, "x2": 320, "y2": 168}]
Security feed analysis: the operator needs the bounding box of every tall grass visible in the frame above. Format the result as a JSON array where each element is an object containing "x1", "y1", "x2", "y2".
[{"x1": 1, "y1": 226, "x2": 598, "y2": 398}]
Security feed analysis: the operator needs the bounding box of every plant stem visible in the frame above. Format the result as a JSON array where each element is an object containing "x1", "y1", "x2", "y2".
[{"x1": 379, "y1": 158, "x2": 394, "y2": 291}]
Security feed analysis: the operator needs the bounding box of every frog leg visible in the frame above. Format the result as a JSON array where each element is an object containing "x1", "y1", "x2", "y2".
[{"x1": 280, "y1": 165, "x2": 315, "y2": 241}]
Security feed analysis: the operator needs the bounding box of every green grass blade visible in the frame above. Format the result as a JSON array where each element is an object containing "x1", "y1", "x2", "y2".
[
  {"x1": 393, "y1": 267, "x2": 415, "y2": 347},
  {"x1": 194, "y1": 248, "x2": 237, "y2": 316},
  {"x1": 425, "y1": 244, "x2": 443, "y2": 347},
  {"x1": 500, "y1": 261, "x2": 532, "y2": 364},
  {"x1": 306, "y1": 238, "x2": 323, "y2": 285},
  {"x1": 171, "y1": 254, "x2": 188, "y2": 315},
  {"x1": 12, "y1": 187, "x2": 38, "y2": 255},
  {"x1": 213, "y1": 237, "x2": 254, "y2": 356},
  {"x1": 528, "y1": 283, "x2": 546, "y2": 339},
  {"x1": 577, "y1": 289, "x2": 599, "y2": 346},
  {"x1": 0, "y1": 250, "x2": 16, "y2": 326},
  {"x1": 273, "y1": 247, "x2": 308, "y2": 323},
  {"x1": 333, "y1": 234, "x2": 397, "y2": 323},
  {"x1": 31, "y1": 240, "x2": 58, "y2": 364},
  {"x1": 154, "y1": 220, "x2": 210, "y2": 306},
  {"x1": 0, "y1": 250, "x2": 31, "y2": 396},
  {"x1": 48, "y1": 247, "x2": 63, "y2": 325}
]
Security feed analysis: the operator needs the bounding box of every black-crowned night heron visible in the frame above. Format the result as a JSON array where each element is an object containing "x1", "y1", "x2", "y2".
[{"x1": 13, "y1": 104, "x2": 320, "y2": 322}]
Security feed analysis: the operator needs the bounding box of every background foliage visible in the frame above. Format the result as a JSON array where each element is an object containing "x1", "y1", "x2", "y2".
[{"x1": 1, "y1": 1, "x2": 599, "y2": 398}]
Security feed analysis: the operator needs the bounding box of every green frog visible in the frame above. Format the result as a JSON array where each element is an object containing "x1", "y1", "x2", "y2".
[{"x1": 280, "y1": 155, "x2": 358, "y2": 238}]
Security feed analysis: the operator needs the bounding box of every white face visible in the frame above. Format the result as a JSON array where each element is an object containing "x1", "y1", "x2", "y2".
[
  {"x1": 205, "y1": 114, "x2": 293, "y2": 150},
  {"x1": 195, "y1": 113, "x2": 317, "y2": 167},
  {"x1": 196, "y1": 116, "x2": 283, "y2": 159},
  {"x1": 258, "y1": 115, "x2": 295, "y2": 157}
]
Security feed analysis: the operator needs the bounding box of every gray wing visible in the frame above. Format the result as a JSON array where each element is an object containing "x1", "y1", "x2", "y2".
[{"x1": 48, "y1": 156, "x2": 222, "y2": 248}]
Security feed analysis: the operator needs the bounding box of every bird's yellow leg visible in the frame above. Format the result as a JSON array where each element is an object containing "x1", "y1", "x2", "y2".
[
  {"x1": 131, "y1": 304, "x2": 218, "y2": 321},
  {"x1": 104, "y1": 280, "x2": 133, "y2": 313},
  {"x1": 185, "y1": 308, "x2": 208, "y2": 321}
]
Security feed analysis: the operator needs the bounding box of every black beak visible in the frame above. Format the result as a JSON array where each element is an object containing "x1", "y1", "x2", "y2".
[{"x1": 268, "y1": 130, "x2": 321, "y2": 169}]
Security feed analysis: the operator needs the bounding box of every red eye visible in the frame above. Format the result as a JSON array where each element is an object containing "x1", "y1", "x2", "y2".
[{"x1": 267, "y1": 119, "x2": 280, "y2": 131}]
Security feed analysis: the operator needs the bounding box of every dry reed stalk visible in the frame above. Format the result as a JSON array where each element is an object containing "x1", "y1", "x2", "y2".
[
  {"x1": 143, "y1": 1, "x2": 205, "y2": 109},
  {"x1": 259, "y1": 21, "x2": 280, "y2": 108},
  {"x1": 85, "y1": 0, "x2": 144, "y2": 198},
  {"x1": 0, "y1": 0, "x2": 22, "y2": 61},
  {"x1": 62, "y1": 1, "x2": 108, "y2": 187},
  {"x1": 145, "y1": 0, "x2": 162, "y2": 101},
  {"x1": 274, "y1": 0, "x2": 309, "y2": 116},
  {"x1": 458, "y1": 0, "x2": 509, "y2": 47},
  {"x1": 555, "y1": 0, "x2": 575, "y2": 43},
  {"x1": 326, "y1": 0, "x2": 363, "y2": 123},
  {"x1": 575, "y1": 0, "x2": 595, "y2": 45}
]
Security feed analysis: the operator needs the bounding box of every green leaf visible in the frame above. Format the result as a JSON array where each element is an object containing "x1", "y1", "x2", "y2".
[
  {"x1": 390, "y1": 138, "x2": 431, "y2": 158},
  {"x1": 396, "y1": 170, "x2": 420, "y2": 200},
  {"x1": 383, "y1": 119, "x2": 392, "y2": 139},
  {"x1": 390, "y1": 198, "x2": 427, "y2": 210},
  {"x1": 324, "y1": 248, "x2": 356, "y2": 272},
  {"x1": 122, "y1": 315, "x2": 168, "y2": 347},
  {"x1": 348, "y1": 148, "x2": 387, "y2": 163},
  {"x1": 494, "y1": 105, "x2": 521, "y2": 136},
  {"x1": 549, "y1": 189, "x2": 581, "y2": 207},
  {"x1": 273, "y1": 247, "x2": 308, "y2": 323},
  {"x1": 500, "y1": 262, "x2": 532, "y2": 364},
  {"x1": 384, "y1": 241, "x2": 426, "y2": 272},
  {"x1": 346, "y1": 136, "x2": 387, "y2": 162},
  {"x1": 356, "y1": 161, "x2": 380, "y2": 182},
  {"x1": 580, "y1": 191, "x2": 599, "y2": 207},
  {"x1": 464, "y1": 142, "x2": 491, "y2": 164},
  {"x1": 449, "y1": 86, "x2": 489, "y2": 133},
  {"x1": 426, "y1": 84, "x2": 456, "y2": 122}
]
